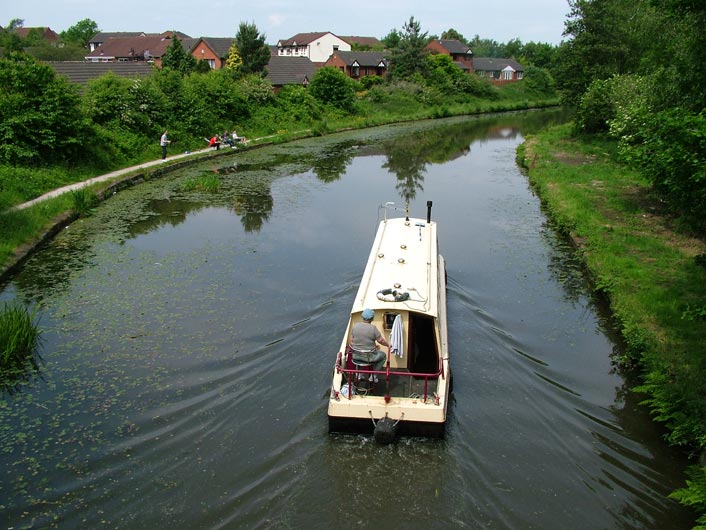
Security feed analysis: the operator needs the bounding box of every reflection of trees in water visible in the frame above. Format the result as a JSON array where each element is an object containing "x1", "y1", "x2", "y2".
[
  {"x1": 129, "y1": 198, "x2": 203, "y2": 237},
  {"x1": 230, "y1": 185, "x2": 273, "y2": 232},
  {"x1": 311, "y1": 144, "x2": 356, "y2": 183}
]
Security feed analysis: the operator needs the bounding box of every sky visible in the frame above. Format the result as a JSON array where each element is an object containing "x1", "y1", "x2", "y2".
[{"x1": 5, "y1": 0, "x2": 570, "y2": 45}]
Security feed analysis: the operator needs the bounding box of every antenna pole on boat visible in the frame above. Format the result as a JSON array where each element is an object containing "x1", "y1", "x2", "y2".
[{"x1": 426, "y1": 201, "x2": 433, "y2": 223}]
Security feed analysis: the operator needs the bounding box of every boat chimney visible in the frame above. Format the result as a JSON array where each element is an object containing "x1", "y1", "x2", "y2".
[{"x1": 426, "y1": 201, "x2": 433, "y2": 223}]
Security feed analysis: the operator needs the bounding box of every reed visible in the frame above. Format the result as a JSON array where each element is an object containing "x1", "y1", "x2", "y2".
[
  {"x1": 0, "y1": 301, "x2": 42, "y2": 375},
  {"x1": 70, "y1": 187, "x2": 98, "y2": 217},
  {"x1": 181, "y1": 173, "x2": 220, "y2": 192}
]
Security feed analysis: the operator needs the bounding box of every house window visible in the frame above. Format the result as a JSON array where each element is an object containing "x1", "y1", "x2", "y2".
[
  {"x1": 517, "y1": 72, "x2": 523, "y2": 80},
  {"x1": 207, "y1": 59, "x2": 215, "y2": 69},
  {"x1": 352, "y1": 65, "x2": 360, "y2": 77},
  {"x1": 503, "y1": 70, "x2": 513, "y2": 80}
]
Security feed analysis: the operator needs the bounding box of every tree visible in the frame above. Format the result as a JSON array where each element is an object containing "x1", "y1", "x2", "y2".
[
  {"x1": 381, "y1": 29, "x2": 401, "y2": 49},
  {"x1": 467, "y1": 35, "x2": 504, "y2": 57},
  {"x1": 234, "y1": 22, "x2": 270, "y2": 76},
  {"x1": 224, "y1": 42, "x2": 243, "y2": 73},
  {"x1": 387, "y1": 16, "x2": 430, "y2": 80},
  {"x1": 60, "y1": 18, "x2": 99, "y2": 48},
  {"x1": 555, "y1": 0, "x2": 654, "y2": 106},
  {"x1": 440, "y1": 28, "x2": 468, "y2": 44},
  {"x1": 0, "y1": 19, "x2": 25, "y2": 53},
  {"x1": 161, "y1": 36, "x2": 197, "y2": 75}
]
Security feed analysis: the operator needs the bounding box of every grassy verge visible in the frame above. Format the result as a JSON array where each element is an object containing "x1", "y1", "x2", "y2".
[{"x1": 520, "y1": 123, "x2": 706, "y2": 525}]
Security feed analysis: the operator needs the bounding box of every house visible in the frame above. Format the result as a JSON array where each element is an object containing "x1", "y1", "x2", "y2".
[
  {"x1": 425, "y1": 39, "x2": 473, "y2": 72},
  {"x1": 187, "y1": 37, "x2": 236, "y2": 69},
  {"x1": 45, "y1": 61, "x2": 154, "y2": 88},
  {"x1": 276, "y1": 32, "x2": 351, "y2": 65},
  {"x1": 324, "y1": 50, "x2": 388, "y2": 80},
  {"x1": 85, "y1": 32, "x2": 187, "y2": 67},
  {"x1": 13, "y1": 26, "x2": 59, "y2": 42},
  {"x1": 265, "y1": 55, "x2": 318, "y2": 91},
  {"x1": 88, "y1": 32, "x2": 146, "y2": 52},
  {"x1": 339, "y1": 36, "x2": 383, "y2": 50},
  {"x1": 473, "y1": 57, "x2": 524, "y2": 84}
]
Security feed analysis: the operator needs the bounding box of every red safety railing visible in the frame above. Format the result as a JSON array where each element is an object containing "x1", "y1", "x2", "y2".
[{"x1": 334, "y1": 350, "x2": 443, "y2": 402}]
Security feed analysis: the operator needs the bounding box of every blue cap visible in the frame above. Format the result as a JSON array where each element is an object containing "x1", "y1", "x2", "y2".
[{"x1": 362, "y1": 308, "x2": 375, "y2": 321}]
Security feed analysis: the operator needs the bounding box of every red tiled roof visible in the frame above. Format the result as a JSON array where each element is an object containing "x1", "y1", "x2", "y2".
[{"x1": 86, "y1": 35, "x2": 176, "y2": 60}]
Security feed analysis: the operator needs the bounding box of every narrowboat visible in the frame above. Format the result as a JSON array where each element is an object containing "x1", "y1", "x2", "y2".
[{"x1": 328, "y1": 201, "x2": 450, "y2": 442}]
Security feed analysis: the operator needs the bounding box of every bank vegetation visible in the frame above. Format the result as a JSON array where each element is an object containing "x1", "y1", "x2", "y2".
[{"x1": 521, "y1": 0, "x2": 706, "y2": 526}]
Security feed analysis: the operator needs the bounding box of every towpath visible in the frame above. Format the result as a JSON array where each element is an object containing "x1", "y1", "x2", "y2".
[{"x1": 14, "y1": 147, "x2": 215, "y2": 211}]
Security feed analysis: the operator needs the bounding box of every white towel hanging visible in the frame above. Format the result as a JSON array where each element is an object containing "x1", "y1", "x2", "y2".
[{"x1": 390, "y1": 314, "x2": 404, "y2": 358}]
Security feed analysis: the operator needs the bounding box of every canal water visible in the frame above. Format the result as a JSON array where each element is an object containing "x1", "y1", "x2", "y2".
[{"x1": 0, "y1": 110, "x2": 695, "y2": 529}]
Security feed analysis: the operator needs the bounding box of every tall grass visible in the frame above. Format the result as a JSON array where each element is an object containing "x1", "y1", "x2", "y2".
[
  {"x1": 181, "y1": 173, "x2": 220, "y2": 192},
  {"x1": 71, "y1": 187, "x2": 98, "y2": 217},
  {"x1": 0, "y1": 301, "x2": 42, "y2": 377}
]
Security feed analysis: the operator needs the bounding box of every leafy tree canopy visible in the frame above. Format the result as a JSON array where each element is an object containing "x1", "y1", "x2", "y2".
[
  {"x1": 440, "y1": 28, "x2": 468, "y2": 44},
  {"x1": 60, "y1": 18, "x2": 99, "y2": 48},
  {"x1": 161, "y1": 35, "x2": 197, "y2": 75},
  {"x1": 387, "y1": 16, "x2": 430, "y2": 80},
  {"x1": 234, "y1": 22, "x2": 270, "y2": 76}
]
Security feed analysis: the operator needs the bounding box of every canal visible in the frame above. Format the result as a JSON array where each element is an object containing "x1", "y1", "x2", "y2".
[{"x1": 0, "y1": 110, "x2": 695, "y2": 529}]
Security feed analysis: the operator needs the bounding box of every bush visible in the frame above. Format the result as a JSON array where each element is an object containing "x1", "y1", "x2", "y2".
[
  {"x1": 619, "y1": 107, "x2": 706, "y2": 228},
  {"x1": 0, "y1": 53, "x2": 87, "y2": 166},
  {"x1": 360, "y1": 75, "x2": 384, "y2": 89},
  {"x1": 309, "y1": 67, "x2": 356, "y2": 111},
  {"x1": 575, "y1": 77, "x2": 614, "y2": 134},
  {"x1": 274, "y1": 85, "x2": 321, "y2": 124},
  {"x1": 575, "y1": 74, "x2": 651, "y2": 136},
  {"x1": 523, "y1": 66, "x2": 555, "y2": 95}
]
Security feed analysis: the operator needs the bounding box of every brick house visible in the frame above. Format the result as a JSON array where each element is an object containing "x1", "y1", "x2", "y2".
[
  {"x1": 88, "y1": 32, "x2": 146, "y2": 52},
  {"x1": 323, "y1": 51, "x2": 388, "y2": 79},
  {"x1": 187, "y1": 37, "x2": 236, "y2": 69},
  {"x1": 339, "y1": 36, "x2": 383, "y2": 50},
  {"x1": 13, "y1": 26, "x2": 60, "y2": 42},
  {"x1": 276, "y1": 32, "x2": 351, "y2": 65},
  {"x1": 85, "y1": 32, "x2": 189, "y2": 67},
  {"x1": 425, "y1": 39, "x2": 474, "y2": 72},
  {"x1": 473, "y1": 57, "x2": 524, "y2": 84}
]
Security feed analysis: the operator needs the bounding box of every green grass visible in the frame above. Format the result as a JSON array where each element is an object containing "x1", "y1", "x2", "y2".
[
  {"x1": 70, "y1": 188, "x2": 99, "y2": 217},
  {"x1": 0, "y1": 196, "x2": 74, "y2": 266},
  {"x1": 0, "y1": 301, "x2": 42, "y2": 379},
  {"x1": 181, "y1": 173, "x2": 220, "y2": 192}
]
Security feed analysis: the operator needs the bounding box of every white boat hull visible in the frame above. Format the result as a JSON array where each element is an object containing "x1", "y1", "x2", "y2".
[{"x1": 328, "y1": 212, "x2": 450, "y2": 438}]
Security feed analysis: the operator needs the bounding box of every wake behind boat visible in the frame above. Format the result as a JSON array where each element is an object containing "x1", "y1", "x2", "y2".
[{"x1": 328, "y1": 201, "x2": 450, "y2": 442}]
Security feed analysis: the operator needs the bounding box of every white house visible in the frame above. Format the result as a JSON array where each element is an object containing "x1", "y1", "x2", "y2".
[{"x1": 276, "y1": 32, "x2": 351, "y2": 64}]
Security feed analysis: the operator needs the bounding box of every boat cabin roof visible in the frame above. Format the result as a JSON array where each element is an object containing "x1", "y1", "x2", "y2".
[{"x1": 352, "y1": 217, "x2": 440, "y2": 318}]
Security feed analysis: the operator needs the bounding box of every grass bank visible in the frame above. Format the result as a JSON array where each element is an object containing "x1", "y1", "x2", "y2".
[{"x1": 519, "y1": 123, "x2": 706, "y2": 524}]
